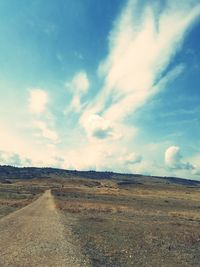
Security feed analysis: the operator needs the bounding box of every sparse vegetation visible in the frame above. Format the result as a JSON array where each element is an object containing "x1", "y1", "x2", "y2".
[{"x1": 0, "y1": 166, "x2": 200, "y2": 266}]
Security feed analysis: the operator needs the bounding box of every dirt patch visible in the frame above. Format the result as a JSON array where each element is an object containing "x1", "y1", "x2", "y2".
[{"x1": 0, "y1": 190, "x2": 91, "y2": 267}]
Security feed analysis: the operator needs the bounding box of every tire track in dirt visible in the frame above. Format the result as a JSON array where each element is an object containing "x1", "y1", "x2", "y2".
[{"x1": 0, "y1": 190, "x2": 91, "y2": 267}]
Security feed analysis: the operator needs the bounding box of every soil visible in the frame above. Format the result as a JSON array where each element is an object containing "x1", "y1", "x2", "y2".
[{"x1": 0, "y1": 190, "x2": 91, "y2": 267}]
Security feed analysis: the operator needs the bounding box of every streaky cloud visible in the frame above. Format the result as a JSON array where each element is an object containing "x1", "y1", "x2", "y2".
[
  {"x1": 82, "y1": 0, "x2": 200, "y2": 123},
  {"x1": 65, "y1": 71, "x2": 90, "y2": 113}
]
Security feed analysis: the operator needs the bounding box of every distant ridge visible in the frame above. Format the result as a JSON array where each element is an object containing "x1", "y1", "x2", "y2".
[{"x1": 0, "y1": 165, "x2": 199, "y2": 186}]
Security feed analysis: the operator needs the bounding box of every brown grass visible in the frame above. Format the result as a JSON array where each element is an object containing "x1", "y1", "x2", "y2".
[
  {"x1": 169, "y1": 210, "x2": 200, "y2": 221},
  {"x1": 0, "y1": 199, "x2": 33, "y2": 209},
  {"x1": 55, "y1": 199, "x2": 132, "y2": 213}
]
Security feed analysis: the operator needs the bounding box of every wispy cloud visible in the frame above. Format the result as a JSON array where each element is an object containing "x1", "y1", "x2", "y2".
[
  {"x1": 33, "y1": 120, "x2": 58, "y2": 142},
  {"x1": 75, "y1": 0, "x2": 200, "y2": 174},
  {"x1": 28, "y1": 88, "x2": 58, "y2": 143},
  {"x1": 1, "y1": 0, "x2": 199, "y2": 177},
  {"x1": 123, "y1": 152, "x2": 142, "y2": 165},
  {"x1": 82, "y1": 0, "x2": 200, "y2": 124},
  {"x1": 28, "y1": 88, "x2": 48, "y2": 114},
  {"x1": 65, "y1": 71, "x2": 90, "y2": 113}
]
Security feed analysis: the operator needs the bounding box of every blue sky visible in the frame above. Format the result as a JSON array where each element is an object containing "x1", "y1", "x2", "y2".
[{"x1": 0, "y1": 0, "x2": 200, "y2": 180}]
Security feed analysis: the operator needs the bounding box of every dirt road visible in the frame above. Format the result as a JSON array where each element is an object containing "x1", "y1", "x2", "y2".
[{"x1": 0, "y1": 190, "x2": 91, "y2": 267}]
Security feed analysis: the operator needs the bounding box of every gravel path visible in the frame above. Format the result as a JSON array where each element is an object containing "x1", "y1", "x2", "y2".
[{"x1": 0, "y1": 190, "x2": 91, "y2": 267}]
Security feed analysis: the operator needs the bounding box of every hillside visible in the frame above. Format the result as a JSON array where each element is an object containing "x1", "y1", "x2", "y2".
[{"x1": 0, "y1": 165, "x2": 199, "y2": 187}]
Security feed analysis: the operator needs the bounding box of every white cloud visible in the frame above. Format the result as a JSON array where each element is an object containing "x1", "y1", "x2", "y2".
[
  {"x1": 192, "y1": 169, "x2": 200, "y2": 175},
  {"x1": 33, "y1": 120, "x2": 58, "y2": 143},
  {"x1": 69, "y1": 71, "x2": 89, "y2": 93},
  {"x1": 165, "y1": 146, "x2": 181, "y2": 167},
  {"x1": 0, "y1": 150, "x2": 32, "y2": 167},
  {"x1": 82, "y1": 0, "x2": 200, "y2": 122},
  {"x1": 165, "y1": 146, "x2": 194, "y2": 170},
  {"x1": 28, "y1": 89, "x2": 48, "y2": 114},
  {"x1": 82, "y1": 114, "x2": 113, "y2": 139},
  {"x1": 27, "y1": 88, "x2": 59, "y2": 144},
  {"x1": 1, "y1": 1, "x2": 199, "y2": 178},
  {"x1": 0, "y1": 120, "x2": 59, "y2": 167},
  {"x1": 76, "y1": 0, "x2": 200, "y2": 174},
  {"x1": 0, "y1": 123, "x2": 31, "y2": 156},
  {"x1": 65, "y1": 71, "x2": 90, "y2": 112},
  {"x1": 124, "y1": 152, "x2": 142, "y2": 165},
  {"x1": 186, "y1": 154, "x2": 200, "y2": 176},
  {"x1": 81, "y1": 113, "x2": 138, "y2": 142}
]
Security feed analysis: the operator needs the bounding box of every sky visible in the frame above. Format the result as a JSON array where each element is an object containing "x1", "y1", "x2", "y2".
[{"x1": 0, "y1": 0, "x2": 200, "y2": 180}]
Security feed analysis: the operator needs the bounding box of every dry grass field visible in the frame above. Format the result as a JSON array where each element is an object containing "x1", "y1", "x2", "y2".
[
  {"x1": 52, "y1": 178, "x2": 200, "y2": 267},
  {"x1": 0, "y1": 167, "x2": 200, "y2": 266}
]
